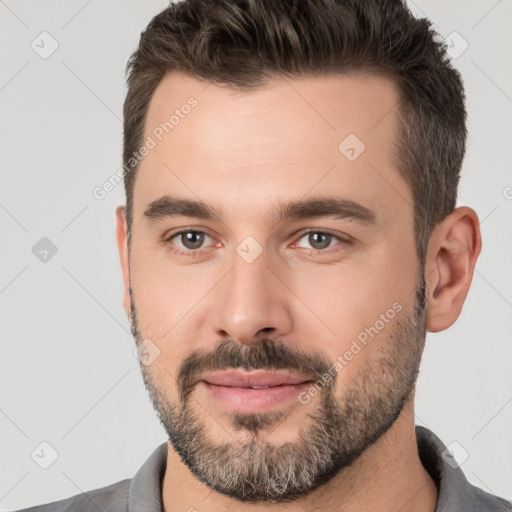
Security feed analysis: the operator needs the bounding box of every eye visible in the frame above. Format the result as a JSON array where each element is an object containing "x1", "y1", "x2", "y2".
[
  {"x1": 164, "y1": 228, "x2": 351, "y2": 258},
  {"x1": 293, "y1": 229, "x2": 351, "y2": 252},
  {"x1": 165, "y1": 229, "x2": 216, "y2": 256}
]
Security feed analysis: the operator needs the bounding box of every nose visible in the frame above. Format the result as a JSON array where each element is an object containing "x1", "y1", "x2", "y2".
[{"x1": 211, "y1": 247, "x2": 294, "y2": 346}]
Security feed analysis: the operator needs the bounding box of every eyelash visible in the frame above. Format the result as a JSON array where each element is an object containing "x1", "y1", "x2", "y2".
[{"x1": 164, "y1": 228, "x2": 352, "y2": 257}]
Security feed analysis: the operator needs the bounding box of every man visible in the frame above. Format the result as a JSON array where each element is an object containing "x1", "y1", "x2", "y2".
[{"x1": 16, "y1": 0, "x2": 512, "y2": 510}]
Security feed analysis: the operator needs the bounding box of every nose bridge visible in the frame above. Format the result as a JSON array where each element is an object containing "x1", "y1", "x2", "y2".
[{"x1": 212, "y1": 242, "x2": 293, "y2": 343}]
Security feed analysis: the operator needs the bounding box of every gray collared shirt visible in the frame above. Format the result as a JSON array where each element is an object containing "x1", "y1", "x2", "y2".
[{"x1": 14, "y1": 426, "x2": 512, "y2": 511}]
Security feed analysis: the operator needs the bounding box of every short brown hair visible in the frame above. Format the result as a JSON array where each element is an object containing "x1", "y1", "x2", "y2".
[{"x1": 123, "y1": 0, "x2": 466, "y2": 267}]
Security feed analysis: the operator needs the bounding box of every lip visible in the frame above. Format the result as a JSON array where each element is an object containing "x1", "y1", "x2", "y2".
[
  {"x1": 200, "y1": 370, "x2": 312, "y2": 388},
  {"x1": 198, "y1": 370, "x2": 314, "y2": 414}
]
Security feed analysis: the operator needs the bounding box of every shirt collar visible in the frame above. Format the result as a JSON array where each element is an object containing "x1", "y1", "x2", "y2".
[
  {"x1": 128, "y1": 441, "x2": 167, "y2": 512},
  {"x1": 415, "y1": 425, "x2": 510, "y2": 510}
]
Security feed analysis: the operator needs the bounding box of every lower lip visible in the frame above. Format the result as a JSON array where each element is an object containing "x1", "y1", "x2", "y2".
[{"x1": 199, "y1": 381, "x2": 313, "y2": 414}]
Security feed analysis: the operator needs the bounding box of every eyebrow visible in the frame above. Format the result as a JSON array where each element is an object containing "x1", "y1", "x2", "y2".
[{"x1": 144, "y1": 194, "x2": 377, "y2": 226}]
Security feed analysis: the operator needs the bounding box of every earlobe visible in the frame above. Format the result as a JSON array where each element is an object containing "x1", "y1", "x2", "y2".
[
  {"x1": 115, "y1": 205, "x2": 131, "y2": 318},
  {"x1": 425, "y1": 207, "x2": 482, "y2": 333}
]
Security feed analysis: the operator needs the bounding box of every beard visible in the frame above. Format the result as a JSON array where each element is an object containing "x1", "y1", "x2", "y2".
[{"x1": 129, "y1": 273, "x2": 427, "y2": 503}]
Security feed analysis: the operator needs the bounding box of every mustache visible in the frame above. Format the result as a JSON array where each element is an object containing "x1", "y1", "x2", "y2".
[{"x1": 177, "y1": 338, "x2": 334, "y2": 402}]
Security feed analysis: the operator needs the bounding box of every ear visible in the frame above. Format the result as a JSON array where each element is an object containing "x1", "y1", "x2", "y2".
[
  {"x1": 115, "y1": 205, "x2": 131, "y2": 319},
  {"x1": 424, "y1": 206, "x2": 482, "y2": 333}
]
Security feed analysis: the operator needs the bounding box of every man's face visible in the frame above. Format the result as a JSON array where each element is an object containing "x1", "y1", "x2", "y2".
[{"x1": 119, "y1": 72, "x2": 426, "y2": 502}]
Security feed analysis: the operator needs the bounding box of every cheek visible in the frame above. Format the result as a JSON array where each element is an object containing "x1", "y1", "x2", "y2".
[
  {"x1": 288, "y1": 251, "x2": 416, "y2": 368},
  {"x1": 129, "y1": 244, "x2": 201, "y2": 340},
  {"x1": 129, "y1": 245, "x2": 230, "y2": 379}
]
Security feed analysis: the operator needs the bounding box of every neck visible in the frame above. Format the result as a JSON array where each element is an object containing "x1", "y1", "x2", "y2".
[{"x1": 161, "y1": 399, "x2": 438, "y2": 512}]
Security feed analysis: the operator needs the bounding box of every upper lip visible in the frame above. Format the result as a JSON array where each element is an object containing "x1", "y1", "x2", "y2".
[{"x1": 201, "y1": 370, "x2": 313, "y2": 388}]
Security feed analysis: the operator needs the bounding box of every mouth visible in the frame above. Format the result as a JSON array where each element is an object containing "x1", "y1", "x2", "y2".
[{"x1": 198, "y1": 370, "x2": 314, "y2": 413}]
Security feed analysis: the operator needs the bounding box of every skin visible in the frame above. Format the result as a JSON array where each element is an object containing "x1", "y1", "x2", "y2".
[{"x1": 115, "y1": 71, "x2": 481, "y2": 511}]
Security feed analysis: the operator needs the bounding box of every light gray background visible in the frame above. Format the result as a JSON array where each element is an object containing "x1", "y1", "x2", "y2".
[{"x1": 1, "y1": 0, "x2": 511, "y2": 509}]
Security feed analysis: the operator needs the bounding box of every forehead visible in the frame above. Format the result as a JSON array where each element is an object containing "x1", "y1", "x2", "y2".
[{"x1": 133, "y1": 71, "x2": 410, "y2": 226}]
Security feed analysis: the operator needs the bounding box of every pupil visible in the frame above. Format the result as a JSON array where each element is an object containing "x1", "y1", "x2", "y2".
[
  {"x1": 310, "y1": 232, "x2": 330, "y2": 249},
  {"x1": 183, "y1": 231, "x2": 204, "y2": 249}
]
